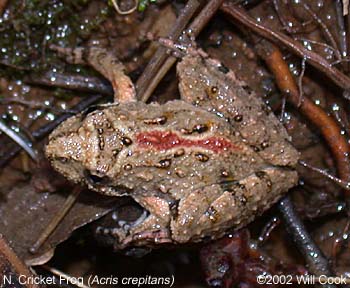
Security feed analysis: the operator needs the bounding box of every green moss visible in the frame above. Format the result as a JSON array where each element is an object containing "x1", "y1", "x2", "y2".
[
  {"x1": 138, "y1": 0, "x2": 158, "y2": 12},
  {"x1": 0, "y1": 0, "x2": 112, "y2": 74}
]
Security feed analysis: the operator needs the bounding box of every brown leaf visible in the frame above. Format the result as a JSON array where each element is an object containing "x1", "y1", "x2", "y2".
[{"x1": 0, "y1": 181, "x2": 121, "y2": 265}]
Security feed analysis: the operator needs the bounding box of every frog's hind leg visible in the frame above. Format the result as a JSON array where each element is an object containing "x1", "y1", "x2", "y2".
[
  {"x1": 50, "y1": 45, "x2": 136, "y2": 103},
  {"x1": 172, "y1": 167, "x2": 298, "y2": 242},
  {"x1": 109, "y1": 195, "x2": 173, "y2": 248}
]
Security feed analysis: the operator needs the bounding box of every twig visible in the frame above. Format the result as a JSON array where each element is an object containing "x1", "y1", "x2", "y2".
[
  {"x1": 138, "y1": 0, "x2": 226, "y2": 102},
  {"x1": 262, "y1": 44, "x2": 350, "y2": 189},
  {"x1": 278, "y1": 196, "x2": 335, "y2": 287},
  {"x1": 0, "y1": 0, "x2": 8, "y2": 16},
  {"x1": 0, "y1": 94, "x2": 104, "y2": 169},
  {"x1": 30, "y1": 187, "x2": 82, "y2": 254},
  {"x1": 331, "y1": 219, "x2": 350, "y2": 268},
  {"x1": 0, "y1": 235, "x2": 40, "y2": 288},
  {"x1": 344, "y1": 0, "x2": 349, "y2": 16},
  {"x1": 24, "y1": 71, "x2": 113, "y2": 96},
  {"x1": 297, "y1": 57, "x2": 306, "y2": 107},
  {"x1": 335, "y1": 0, "x2": 347, "y2": 62},
  {"x1": 186, "y1": 0, "x2": 225, "y2": 36},
  {"x1": 294, "y1": 37, "x2": 341, "y2": 58},
  {"x1": 299, "y1": 160, "x2": 350, "y2": 190},
  {"x1": 111, "y1": 0, "x2": 138, "y2": 15},
  {"x1": 347, "y1": 6, "x2": 350, "y2": 70},
  {"x1": 258, "y1": 216, "x2": 280, "y2": 244},
  {"x1": 0, "y1": 119, "x2": 37, "y2": 161},
  {"x1": 221, "y1": 2, "x2": 350, "y2": 91},
  {"x1": 42, "y1": 265, "x2": 90, "y2": 288},
  {"x1": 279, "y1": 94, "x2": 286, "y2": 122},
  {"x1": 136, "y1": 0, "x2": 201, "y2": 100},
  {"x1": 273, "y1": 0, "x2": 314, "y2": 34},
  {"x1": 302, "y1": 3, "x2": 342, "y2": 60},
  {"x1": 0, "y1": 98, "x2": 76, "y2": 114}
]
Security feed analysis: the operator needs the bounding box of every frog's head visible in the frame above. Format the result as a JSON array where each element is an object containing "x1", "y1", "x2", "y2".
[{"x1": 45, "y1": 110, "x2": 126, "y2": 195}]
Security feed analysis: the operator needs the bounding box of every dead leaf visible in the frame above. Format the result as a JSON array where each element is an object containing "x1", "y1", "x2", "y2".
[{"x1": 0, "y1": 181, "x2": 122, "y2": 265}]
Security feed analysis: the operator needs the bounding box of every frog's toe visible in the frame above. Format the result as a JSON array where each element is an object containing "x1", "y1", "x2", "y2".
[{"x1": 108, "y1": 195, "x2": 174, "y2": 248}]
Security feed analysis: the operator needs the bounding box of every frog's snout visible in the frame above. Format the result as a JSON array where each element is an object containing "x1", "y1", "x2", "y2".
[
  {"x1": 45, "y1": 133, "x2": 82, "y2": 162},
  {"x1": 45, "y1": 132, "x2": 88, "y2": 183}
]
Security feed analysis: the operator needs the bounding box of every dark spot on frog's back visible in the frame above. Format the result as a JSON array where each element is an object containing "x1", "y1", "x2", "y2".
[
  {"x1": 143, "y1": 116, "x2": 167, "y2": 125},
  {"x1": 156, "y1": 159, "x2": 172, "y2": 169},
  {"x1": 205, "y1": 206, "x2": 219, "y2": 223},
  {"x1": 261, "y1": 104, "x2": 271, "y2": 115},
  {"x1": 255, "y1": 171, "x2": 272, "y2": 188},
  {"x1": 233, "y1": 114, "x2": 243, "y2": 122},
  {"x1": 98, "y1": 135, "x2": 105, "y2": 150},
  {"x1": 260, "y1": 141, "x2": 269, "y2": 150},
  {"x1": 195, "y1": 153, "x2": 209, "y2": 162},
  {"x1": 174, "y1": 149, "x2": 185, "y2": 157},
  {"x1": 121, "y1": 136, "x2": 133, "y2": 146},
  {"x1": 180, "y1": 124, "x2": 209, "y2": 135},
  {"x1": 255, "y1": 171, "x2": 267, "y2": 179},
  {"x1": 112, "y1": 148, "x2": 121, "y2": 156},
  {"x1": 205, "y1": 86, "x2": 219, "y2": 99},
  {"x1": 220, "y1": 180, "x2": 246, "y2": 193},
  {"x1": 251, "y1": 145, "x2": 260, "y2": 152},
  {"x1": 236, "y1": 193, "x2": 247, "y2": 206},
  {"x1": 242, "y1": 85, "x2": 253, "y2": 94},
  {"x1": 193, "y1": 124, "x2": 209, "y2": 133},
  {"x1": 218, "y1": 63, "x2": 229, "y2": 74},
  {"x1": 123, "y1": 164, "x2": 132, "y2": 171}
]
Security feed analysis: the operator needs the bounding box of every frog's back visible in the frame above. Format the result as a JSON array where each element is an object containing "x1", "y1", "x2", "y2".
[
  {"x1": 177, "y1": 55, "x2": 299, "y2": 168},
  {"x1": 95, "y1": 100, "x2": 269, "y2": 195}
]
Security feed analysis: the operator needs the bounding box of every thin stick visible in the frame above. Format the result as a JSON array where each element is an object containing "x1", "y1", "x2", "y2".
[
  {"x1": 299, "y1": 160, "x2": 350, "y2": 190},
  {"x1": 111, "y1": 0, "x2": 138, "y2": 15},
  {"x1": 136, "y1": 0, "x2": 201, "y2": 100},
  {"x1": 293, "y1": 37, "x2": 340, "y2": 60},
  {"x1": 139, "y1": 0, "x2": 226, "y2": 102},
  {"x1": 0, "y1": 98, "x2": 76, "y2": 114},
  {"x1": 221, "y1": 3, "x2": 350, "y2": 91},
  {"x1": 278, "y1": 196, "x2": 335, "y2": 288},
  {"x1": 0, "y1": 0, "x2": 8, "y2": 16},
  {"x1": 0, "y1": 119, "x2": 37, "y2": 161},
  {"x1": 24, "y1": 71, "x2": 113, "y2": 96},
  {"x1": 335, "y1": 0, "x2": 347, "y2": 62},
  {"x1": 297, "y1": 57, "x2": 306, "y2": 107},
  {"x1": 302, "y1": 3, "x2": 341, "y2": 60},
  {"x1": 42, "y1": 265, "x2": 90, "y2": 288},
  {"x1": 30, "y1": 187, "x2": 82, "y2": 254}
]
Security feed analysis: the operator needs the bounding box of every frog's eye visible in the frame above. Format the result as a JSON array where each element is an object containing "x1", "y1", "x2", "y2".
[
  {"x1": 56, "y1": 157, "x2": 68, "y2": 163},
  {"x1": 84, "y1": 170, "x2": 109, "y2": 185}
]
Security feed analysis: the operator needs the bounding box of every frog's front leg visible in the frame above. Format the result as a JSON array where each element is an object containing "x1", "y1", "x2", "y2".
[
  {"x1": 51, "y1": 45, "x2": 136, "y2": 103},
  {"x1": 110, "y1": 195, "x2": 173, "y2": 248},
  {"x1": 171, "y1": 167, "x2": 298, "y2": 243}
]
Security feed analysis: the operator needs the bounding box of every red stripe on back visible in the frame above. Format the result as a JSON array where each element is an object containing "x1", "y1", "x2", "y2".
[{"x1": 136, "y1": 131, "x2": 240, "y2": 153}]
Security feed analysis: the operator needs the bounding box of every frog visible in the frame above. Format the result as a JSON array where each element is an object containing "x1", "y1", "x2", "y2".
[{"x1": 45, "y1": 44, "x2": 299, "y2": 248}]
